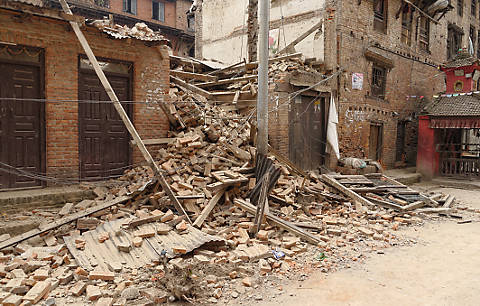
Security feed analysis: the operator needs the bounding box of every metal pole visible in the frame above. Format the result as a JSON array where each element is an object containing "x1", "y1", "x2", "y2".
[{"x1": 256, "y1": 0, "x2": 269, "y2": 156}]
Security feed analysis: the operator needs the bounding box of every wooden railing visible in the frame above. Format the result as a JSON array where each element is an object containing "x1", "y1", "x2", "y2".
[{"x1": 440, "y1": 157, "x2": 480, "y2": 177}]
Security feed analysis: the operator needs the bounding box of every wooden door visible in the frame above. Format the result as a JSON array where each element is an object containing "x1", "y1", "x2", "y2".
[
  {"x1": 78, "y1": 71, "x2": 132, "y2": 180},
  {"x1": 369, "y1": 124, "x2": 383, "y2": 161},
  {"x1": 289, "y1": 95, "x2": 328, "y2": 170},
  {"x1": 0, "y1": 63, "x2": 43, "y2": 189}
]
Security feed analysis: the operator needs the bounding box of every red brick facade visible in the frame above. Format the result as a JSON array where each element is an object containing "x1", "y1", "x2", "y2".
[
  {"x1": 324, "y1": 0, "x2": 446, "y2": 168},
  {"x1": 0, "y1": 8, "x2": 170, "y2": 181}
]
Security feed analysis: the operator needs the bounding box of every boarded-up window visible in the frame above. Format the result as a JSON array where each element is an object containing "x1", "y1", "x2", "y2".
[
  {"x1": 419, "y1": 16, "x2": 430, "y2": 51},
  {"x1": 371, "y1": 64, "x2": 387, "y2": 99},
  {"x1": 374, "y1": 0, "x2": 387, "y2": 33}
]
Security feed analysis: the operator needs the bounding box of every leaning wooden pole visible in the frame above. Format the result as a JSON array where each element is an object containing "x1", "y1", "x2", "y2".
[{"x1": 58, "y1": 0, "x2": 191, "y2": 223}]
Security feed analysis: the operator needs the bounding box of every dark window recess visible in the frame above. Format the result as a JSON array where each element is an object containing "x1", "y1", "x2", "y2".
[
  {"x1": 94, "y1": 0, "x2": 109, "y2": 8},
  {"x1": 373, "y1": 0, "x2": 387, "y2": 33},
  {"x1": 419, "y1": 16, "x2": 430, "y2": 51},
  {"x1": 152, "y1": 1, "x2": 165, "y2": 22},
  {"x1": 123, "y1": 0, "x2": 137, "y2": 15},
  {"x1": 371, "y1": 64, "x2": 387, "y2": 99},
  {"x1": 472, "y1": 0, "x2": 476, "y2": 16},
  {"x1": 187, "y1": 15, "x2": 195, "y2": 31},
  {"x1": 395, "y1": 121, "x2": 406, "y2": 162},
  {"x1": 401, "y1": 4, "x2": 413, "y2": 45},
  {"x1": 448, "y1": 25, "x2": 463, "y2": 59},
  {"x1": 458, "y1": 0, "x2": 464, "y2": 16}
]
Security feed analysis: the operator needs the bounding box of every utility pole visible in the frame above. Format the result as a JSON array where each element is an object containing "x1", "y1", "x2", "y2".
[{"x1": 256, "y1": 0, "x2": 269, "y2": 157}]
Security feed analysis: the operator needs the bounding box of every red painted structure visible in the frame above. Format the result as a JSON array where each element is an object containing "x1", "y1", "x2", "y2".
[{"x1": 417, "y1": 49, "x2": 480, "y2": 178}]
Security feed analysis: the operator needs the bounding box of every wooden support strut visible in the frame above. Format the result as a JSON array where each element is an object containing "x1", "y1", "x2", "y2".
[
  {"x1": 234, "y1": 198, "x2": 323, "y2": 245},
  {"x1": 58, "y1": 0, "x2": 191, "y2": 223}
]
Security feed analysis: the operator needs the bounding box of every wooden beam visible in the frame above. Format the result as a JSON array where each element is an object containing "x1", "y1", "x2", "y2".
[
  {"x1": 443, "y1": 195, "x2": 455, "y2": 208},
  {"x1": 130, "y1": 138, "x2": 175, "y2": 146},
  {"x1": 0, "y1": 196, "x2": 130, "y2": 250},
  {"x1": 170, "y1": 75, "x2": 212, "y2": 99},
  {"x1": 234, "y1": 198, "x2": 323, "y2": 245},
  {"x1": 278, "y1": 21, "x2": 323, "y2": 55},
  {"x1": 403, "y1": 0, "x2": 439, "y2": 24},
  {"x1": 196, "y1": 75, "x2": 258, "y2": 88},
  {"x1": 268, "y1": 145, "x2": 307, "y2": 177},
  {"x1": 58, "y1": 0, "x2": 191, "y2": 224},
  {"x1": 402, "y1": 200, "x2": 426, "y2": 211},
  {"x1": 364, "y1": 196, "x2": 405, "y2": 212},
  {"x1": 321, "y1": 174, "x2": 376, "y2": 208},
  {"x1": 193, "y1": 188, "x2": 226, "y2": 227},
  {"x1": 170, "y1": 70, "x2": 218, "y2": 82}
]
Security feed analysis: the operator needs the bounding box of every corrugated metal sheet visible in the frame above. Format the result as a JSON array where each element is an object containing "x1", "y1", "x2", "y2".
[{"x1": 64, "y1": 219, "x2": 224, "y2": 271}]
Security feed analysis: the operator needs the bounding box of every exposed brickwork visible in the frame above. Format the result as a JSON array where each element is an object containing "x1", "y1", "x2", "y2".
[
  {"x1": 0, "y1": 10, "x2": 169, "y2": 182},
  {"x1": 329, "y1": 0, "x2": 446, "y2": 168}
]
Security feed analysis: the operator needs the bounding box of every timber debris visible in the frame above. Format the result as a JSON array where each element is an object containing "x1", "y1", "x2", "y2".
[{"x1": 0, "y1": 55, "x2": 471, "y2": 305}]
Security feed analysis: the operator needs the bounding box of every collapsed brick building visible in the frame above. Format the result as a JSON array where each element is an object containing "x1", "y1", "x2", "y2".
[
  {"x1": 194, "y1": 0, "x2": 466, "y2": 171},
  {"x1": 0, "y1": 0, "x2": 171, "y2": 189}
]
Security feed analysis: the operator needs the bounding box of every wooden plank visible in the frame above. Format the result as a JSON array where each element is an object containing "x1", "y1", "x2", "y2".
[
  {"x1": 193, "y1": 188, "x2": 226, "y2": 227},
  {"x1": 0, "y1": 196, "x2": 130, "y2": 250},
  {"x1": 59, "y1": 0, "x2": 191, "y2": 224},
  {"x1": 234, "y1": 198, "x2": 323, "y2": 245},
  {"x1": 443, "y1": 195, "x2": 455, "y2": 208},
  {"x1": 364, "y1": 196, "x2": 405, "y2": 211},
  {"x1": 130, "y1": 138, "x2": 174, "y2": 146},
  {"x1": 253, "y1": 172, "x2": 270, "y2": 234},
  {"x1": 170, "y1": 75, "x2": 212, "y2": 99},
  {"x1": 402, "y1": 200, "x2": 426, "y2": 211},
  {"x1": 321, "y1": 174, "x2": 376, "y2": 208},
  {"x1": 196, "y1": 75, "x2": 258, "y2": 88},
  {"x1": 244, "y1": 52, "x2": 303, "y2": 70},
  {"x1": 268, "y1": 144, "x2": 307, "y2": 177},
  {"x1": 170, "y1": 70, "x2": 218, "y2": 82},
  {"x1": 278, "y1": 21, "x2": 323, "y2": 54}
]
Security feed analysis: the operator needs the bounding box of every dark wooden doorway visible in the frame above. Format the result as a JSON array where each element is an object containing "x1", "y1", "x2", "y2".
[
  {"x1": 395, "y1": 121, "x2": 406, "y2": 162},
  {"x1": 369, "y1": 123, "x2": 383, "y2": 161},
  {"x1": 78, "y1": 58, "x2": 132, "y2": 180},
  {"x1": 0, "y1": 46, "x2": 44, "y2": 190},
  {"x1": 288, "y1": 95, "x2": 328, "y2": 170}
]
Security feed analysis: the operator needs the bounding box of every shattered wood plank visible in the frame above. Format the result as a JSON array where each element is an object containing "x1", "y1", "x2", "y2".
[
  {"x1": 321, "y1": 174, "x2": 376, "y2": 208},
  {"x1": 234, "y1": 198, "x2": 323, "y2": 245},
  {"x1": 196, "y1": 75, "x2": 258, "y2": 88},
  {"x1": 170, "y1": 75, "x2": 212, "y2": 99},
  {"x1": 0, "y1": 196, "x2": 130, "y2": 250},
  {"x1": 417, "y1": 207, "x2": 454, "y2": 214},
  {"x1": 170, "y1": 70, "x2": 218, "y2": 82},
  {"x1": 193, "y1": 188, "x2": 226, "y2": 228}
]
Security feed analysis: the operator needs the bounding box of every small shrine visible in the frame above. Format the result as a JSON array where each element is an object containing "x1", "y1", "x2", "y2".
[{"x1": 417, "y1": 49, "x2": 480, "y2": 178}]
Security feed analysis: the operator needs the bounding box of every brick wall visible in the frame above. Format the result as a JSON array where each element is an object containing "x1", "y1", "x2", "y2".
[
  {"x1": 331, "y1": 0, "x2": 446, "y2": 168},
  {"x1": 0, "y1": 10, "x2": 169, "y2": 181},
  {"x1": 109, "y1": 0, "x2": 177, "y2": 30}
]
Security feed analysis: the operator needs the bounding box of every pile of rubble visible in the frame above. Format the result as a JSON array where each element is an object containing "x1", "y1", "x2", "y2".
[{"x1": 0, "y1": 55, "x2": 470, "y2": 305}]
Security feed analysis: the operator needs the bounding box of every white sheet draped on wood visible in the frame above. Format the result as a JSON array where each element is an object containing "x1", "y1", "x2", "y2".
[{"x1": 326, "y1": 95, "x2": 340, "y2": 159}]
